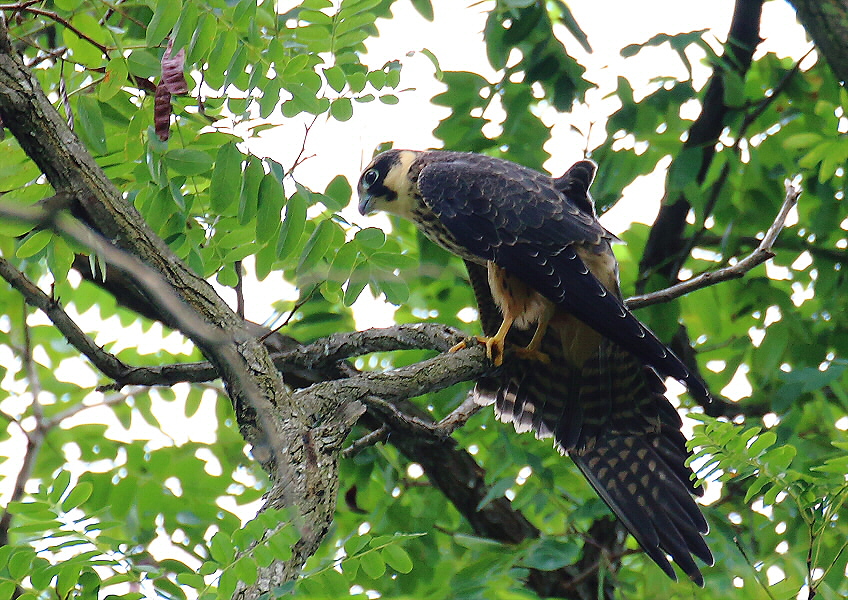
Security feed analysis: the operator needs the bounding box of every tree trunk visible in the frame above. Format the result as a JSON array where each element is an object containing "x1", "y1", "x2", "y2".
[{"x1": 790, "y1": 0, "x2": 848, "y2": 85}]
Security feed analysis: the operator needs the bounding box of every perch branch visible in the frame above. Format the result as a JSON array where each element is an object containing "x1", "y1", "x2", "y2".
[{"x1": 0, "y1": 197, "x2": 288, "y2": 470}]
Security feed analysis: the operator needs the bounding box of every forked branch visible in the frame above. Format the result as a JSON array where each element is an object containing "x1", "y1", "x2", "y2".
[{"x1": 626, "y1": 182, "x2": 801, "y2": 310}]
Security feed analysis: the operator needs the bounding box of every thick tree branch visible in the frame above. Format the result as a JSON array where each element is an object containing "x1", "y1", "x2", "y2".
[
  {"x1": 0, "y1": 20, "x2": 358, "y2": 596},
  {"x1": 789, "y1": 0, "x2": 848, "y2": 86},
  {"x1": 638, "y1": 0, "x2": 765, "y2": 287}
]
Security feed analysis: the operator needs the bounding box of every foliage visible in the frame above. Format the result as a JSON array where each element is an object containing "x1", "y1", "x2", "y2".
[{"x1": 0, "y1": 0, "x2": 847, "y2": 599}]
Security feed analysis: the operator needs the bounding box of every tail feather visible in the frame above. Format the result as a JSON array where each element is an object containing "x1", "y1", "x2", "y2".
[
  {"x1": 465, "y1": 259, "x2": 712, "y2": 583},
  {"x1": 571, "y1": 434, "x2": 710, "y2": 585},
  {"x1": 473, "y1": 333, "x2": 713, "y2": 584}
]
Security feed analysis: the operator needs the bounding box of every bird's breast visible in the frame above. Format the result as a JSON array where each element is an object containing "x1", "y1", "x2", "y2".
[{"x1": 411, "y1": 203, "x2": 485, "y2": 264}]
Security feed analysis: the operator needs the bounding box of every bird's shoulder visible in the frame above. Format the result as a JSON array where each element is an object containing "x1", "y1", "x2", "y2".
[{"x1": 413, "y1": 151, "x2": 605, "y2": 244}]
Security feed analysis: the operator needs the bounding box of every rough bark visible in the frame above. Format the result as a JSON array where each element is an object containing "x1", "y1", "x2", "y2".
[
  {"x1": 0, "y1": 19, "x2": 360, "y2": 598},
  {"x1": 789, "y1": 0, "x2": 848, "y2": 85}
]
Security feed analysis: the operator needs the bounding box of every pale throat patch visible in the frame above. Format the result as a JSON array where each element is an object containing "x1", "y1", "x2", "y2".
[{"x1": 380, "y1": 150, "x2": 418, "y2": 219}]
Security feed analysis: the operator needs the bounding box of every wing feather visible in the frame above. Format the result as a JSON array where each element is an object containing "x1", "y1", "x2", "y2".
[{"x1": 417, "y1": 154, "x2": 709, "y2": 402}]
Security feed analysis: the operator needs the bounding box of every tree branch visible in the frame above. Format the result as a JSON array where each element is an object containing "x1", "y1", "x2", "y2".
[
  {"x1": 638, "y1": 0, "x2": 765, "y2": 287},
  {"x1": 788, "y1": 0, "x2": 848, "y2": 87},
  {"x1": 0, "y1": 306, "x2": 46, "y2": 551},
  {"x1": 0, "y1": 18, "x2": 360, "y2": 594},
  {"x1": 627, "y1": 182, "x2": 801, "y2": 309}
]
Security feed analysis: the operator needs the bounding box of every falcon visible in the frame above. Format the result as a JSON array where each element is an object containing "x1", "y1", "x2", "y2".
[{"x1": 357, "y1": 149, "x2": 713, "y2": 584}]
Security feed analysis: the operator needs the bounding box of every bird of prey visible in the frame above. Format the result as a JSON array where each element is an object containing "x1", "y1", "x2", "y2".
[{"x1": 357, "y1": 149, "x2": 713, "y2": 584}]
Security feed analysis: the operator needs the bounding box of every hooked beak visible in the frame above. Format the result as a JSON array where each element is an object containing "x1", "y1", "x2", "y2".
[{"x1": 358, "y1": 192, "x2": 375, "y2": 216}]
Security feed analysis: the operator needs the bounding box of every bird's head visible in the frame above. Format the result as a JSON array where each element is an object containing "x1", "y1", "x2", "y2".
[{"x1": 357, "y1": 149, "x2": 419, "y2": 218}]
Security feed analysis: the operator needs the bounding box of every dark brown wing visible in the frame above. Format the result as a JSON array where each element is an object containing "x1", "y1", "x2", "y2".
[
  {"x1": 416, "y1": 151, "x2": 709, "y2": 403},
  {"x1": 453, "y1": 162, "x2": 713, "y2": 582}
]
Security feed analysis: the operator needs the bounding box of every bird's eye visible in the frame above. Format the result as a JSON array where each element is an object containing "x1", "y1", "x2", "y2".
[{"x1": 363, "y1": 169, "x2": 379, "y2": 188}]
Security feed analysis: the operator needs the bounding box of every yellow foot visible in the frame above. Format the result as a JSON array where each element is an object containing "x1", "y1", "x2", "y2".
[
  {"x1": 451, "y1": 336, "x2": 509, "y2": 366},
  {"x1": 481, "y1": 335, "x2": 506, "y2": 367},
  {"x1": 448, "y1": 340, "x2": 468, "y2": 353},
  {"x1": 513, "y1": 346, "x2": 551, "y2": 364}
]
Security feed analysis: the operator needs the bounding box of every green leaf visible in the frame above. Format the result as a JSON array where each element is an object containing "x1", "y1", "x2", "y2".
[
  {"x1": 760, "y1": 445, "x2": 796, "y2": 471},
  {"x1": 48, "y1": 237, "x2": 75, "y2": 283},
  {"x1": 521, "y1": 538, "x2": 581, "y2": 571},
  {"x1": 359, "y1": 550, "x2": 386, "y2": 578},
  {"x1": 176, "y1": 572, "x2": 205, "y2": 589},
  {"x1": 297, "y1": 219, "x2": 335, "y2": 273},
  {"x1": 557, "y1": 3, "x2": 592, "y2": 53},
  {"x1": 256, "y1": 173, "x2": 285, "y2": 243},
  {"x1": 330, "y1": 97, "x2": 353, "y2": 121},
  {"x1": 127, "y1": 50, "x2": 162, "y2": 78},
  {"x1": 381, "y1": 544, "x2": 413, "y2": 574},
  {"x1": 16, "y1": 230, "x2": 52, "y2": 258},
  {"x1": 233, "y1": 556, "x2": 257, "y2": 586},
  {"x1": 8, "y1": 548, "x2": 34, "y2": 579},
  {"x1": 188, "y1": 13, "x2": 217, "y2": 64},
  {"x1": 199, "y1": 561, "x2": 219, "y2": 576},
  {"x1": 210, "y1": 532, "x2": 235, "y2": 565},
  {"x1": 344, "y1": 267, "x2": 369, "y2": 306},
  {"x1": 277, "y1": 193, "x2": 307, "y2": 261},
  {"x1": 146, "y1": 0, "x2": 183, "y2": 48},
  {"x1": 354, "y1": 227, "x2": 385, "y2": 249},
  {"x1": 743, "y1": 475, "x2": 771, "y2": 503},
  {"x1": 325, "y1": 174, "x2": 352, "y2": 208},
  {"x1": 219, "y1": 568, "x2": 238, "y2": 599},
  {"x1": 324, "y1": 66, "x2": 346, "y2": 92},
  {"x1": 747, "y1": 432, "x2": 777, "y2": 457},
  {"x1": 0, "y1": 581, "x2": 16, "y2": 600},
  {"x1": 347, "y1": 72, "x2": 366, "y2": 93},
  {"x1": 210, "y1": 143, "x2": 243, "y2": 213},
  {"x1": 813, "y1": 455, "x2": 848, "y2": 474},
  {"x1": 76, "y1": 96, "x2": 108, "y2": 155},
  {"x1": 62, "y1": 481, "x2": 94, "y2": 511},
  {"x1": 373, "y1": 271, "x2": 409, "y2": 304},
  {"x1": 165, "y1": 149, "x2": 214, "y2": 176},
  {"x1": 239, "y1": 156, "x2": 264, "y2": 225},
  {"x1": 57, "y1": 563, "x2": 81, "y2": 599},
  {"x1": 99, "y1": 58, "x2": 129, "y2": 101},
  {"x1": 476, "y1": 477, "x2": 513, "y2": 511},
  {"x1": 171, "y1": 1, "x2": 199, "y2": 53},
  {"x1": 410, "y1": 0, "x2": 434, "y2": 20},
  {"x1": 418, "y1": 48, "x2": 442, "y2": 81},
  {"x1": 782, "y1": 133, "x2": 823, "y2": 150},
  {"x1": 49, "y1": 470, "x2": 72, "y2": 503}
]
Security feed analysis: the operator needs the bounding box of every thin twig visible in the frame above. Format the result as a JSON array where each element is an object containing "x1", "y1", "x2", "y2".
[
  {"x1": 627, "y1": 182, "x2": 800, "y2": 310},
  {"x1": 16, "y1": 6, "x2": 110, "y2": 56},
  {"x1": 0, "y1": 303, "x2": 47, "y2": 547},
  {"x1": 436, "y1": 394, "x2": 483, "y2": 435},
  {"x1": 287, "y1": 116, "x2": 319, "y2": 175},
  {"x1": 342, "y1": 425, "x2": 390, "y2": 458},
  {"x1": 733, "y1": 536, "x2": 779, "y2": 600},
  {"x1": 262, "y1": 285, "x2": 318, "y2": 341}
]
